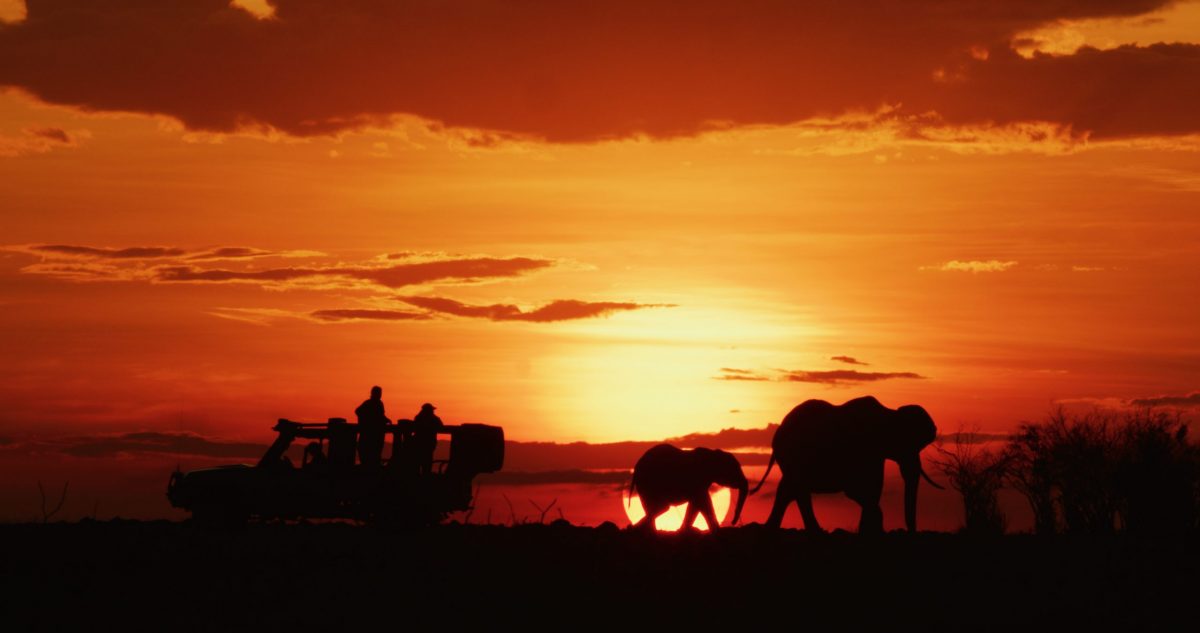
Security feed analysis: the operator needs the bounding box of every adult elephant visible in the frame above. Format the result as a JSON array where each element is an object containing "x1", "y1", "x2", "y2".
[
  {"x1": 751, "y1": 396, "x2": 942, "y2": 533},
  {"x1": 628, "y1": 444, "x2": 748, "y2": 532}
]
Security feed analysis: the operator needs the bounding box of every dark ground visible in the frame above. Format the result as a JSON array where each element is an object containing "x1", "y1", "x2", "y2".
[{"x1": 4, "y1": 521, "x2": 1199, "y2": 632}]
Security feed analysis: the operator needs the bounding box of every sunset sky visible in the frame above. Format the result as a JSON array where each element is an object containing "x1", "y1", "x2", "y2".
[{"x1": 2, "y1": 0, "x2": 1198, "y2": 526}]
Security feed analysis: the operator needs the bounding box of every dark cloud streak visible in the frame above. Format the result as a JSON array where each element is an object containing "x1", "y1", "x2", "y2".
[
  {"x1": 187, "y1": 247, "x2": 279, "y2": 260},
  {"x1": 667, "y1": 425, "x2": 778, "y2": 449},
  {"x1": 831, "y1": 356, "x2": 868, "y2": 366},
  {"x1": 782, "y1": 370, "x2": 927, "y2": 385},
  {"x1": 3, "y1": 426, "x2": 777, "y2": 471},
  {"x1": 400, "y1": 296, "x2": 671, "y2": 322},
  {"x1": 713, "y1": 368, "x2": 771, "y2": 382},
  {"x1": 153, "y1": 256, "x2": 554, "y2": 288},
  {"x1": 15, "y1": 243, "x2": 317, "y2": 262},
  {"x1": 937, "y1": 432, "x2": 1012, "y2": 445},
  {"x1": 28, "y1": 127, "x2": 72, "y2": 144},
  {"x1": 1130, "y1": 392, "x2": 1200, "y2": 408},
  {"x1": 715, "y1": 366, "x2": 926, "y2": 384},
  {"x1": 2, "y1": 431, "x2": 265, "y2": 460},
  {"x1": 478, "y1": 470, "x2": 632, "y2": 486},
  {"x1": 34, "y1": 244, "x2": 187, "y2": 259},
  {"x1": 311, "y1": 309, "x2": 431, "y2": 322}
]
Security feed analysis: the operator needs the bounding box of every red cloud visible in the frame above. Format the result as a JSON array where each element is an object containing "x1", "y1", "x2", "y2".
[
  {"x1": 930, "y1": 44, "x2": 1200, "y2": 139},
  {"x1": 0, "y1": 1, "x2": 1194, "y2": 142}
]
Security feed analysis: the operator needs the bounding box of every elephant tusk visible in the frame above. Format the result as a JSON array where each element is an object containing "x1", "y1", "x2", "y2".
[{"x1": 920, "y1": 466, "x2": 945, "y2": 490}]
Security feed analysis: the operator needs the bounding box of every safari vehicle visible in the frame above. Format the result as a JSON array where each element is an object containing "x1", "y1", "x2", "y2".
[{"x1": 167, "y1": 418, "x2": 504, "y2": 526}]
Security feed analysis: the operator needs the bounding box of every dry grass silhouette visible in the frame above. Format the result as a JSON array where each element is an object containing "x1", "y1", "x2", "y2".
[{"x1": 36, "y1": 481, "x2": 69, "y2": 524}]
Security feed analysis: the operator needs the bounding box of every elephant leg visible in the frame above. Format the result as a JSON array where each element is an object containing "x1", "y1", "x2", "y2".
[
  {"x1": 849, "y1": 493, "x2": 888, "y2": 534},
  {"x1": 848, "y1": 460, "x2": 884, "y2": 534},
  {"x1": 637, "y1": 499, "x2": 668, "y2": 532},
  {"x1": 796, "y1": 490, "x2": 824, "y2": 533},
  {"x1": 853, "y1": 499, "x2": 883, "y2": 534},
  {"x1": 681, "y1": 503, "x2": 701, "y2": 532},
  {"x1": 765, "y1": 477, "x2": 792, "y2": 529},
  {"x1": 696, "y1": 495, "x2": 720, "y2": 532},
  {"x1": 846, "y1": 490, "x2": 883, "y2": 534}
]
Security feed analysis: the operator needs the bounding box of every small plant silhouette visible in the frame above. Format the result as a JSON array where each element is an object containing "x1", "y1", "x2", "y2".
[
  {"x1": 38, "y1": 481, "x2": 69, "y2": 524},
  {"x1": 529, "y1": 498, "x2": 558, "y2": 524}
]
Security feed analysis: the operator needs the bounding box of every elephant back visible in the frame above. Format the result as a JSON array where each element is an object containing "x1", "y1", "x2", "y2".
[
  {"x1": 775, "y1": 400, "x2": 839, "y2": 455},
  {"x1": 632, "y1": 444, "x2": 686, "y2": 482},
  {"x1": 630, "y1": 444, "x2": 696, "y2": 501},
  {"x1": 773, "y1": 399, "x2": 874, "y2": 475}
]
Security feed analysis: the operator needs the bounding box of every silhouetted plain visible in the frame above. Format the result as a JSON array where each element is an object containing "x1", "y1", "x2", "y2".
[{"x1": 9, "y1": 522, "x2": 1200, "y2": 632}]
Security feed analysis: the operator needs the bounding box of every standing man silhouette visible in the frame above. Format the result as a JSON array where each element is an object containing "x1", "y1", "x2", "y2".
[
  {"x1": 355, "y1": 386, "x2": 390, "y2": 469},
  {"x1": 412, "y1": 403, "x2": 444, "y2": 475}
]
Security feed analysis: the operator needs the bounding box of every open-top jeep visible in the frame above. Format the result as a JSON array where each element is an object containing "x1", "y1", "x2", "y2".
[{"x1": 167, "y1": 418, "x2": 504, "y2": 526}]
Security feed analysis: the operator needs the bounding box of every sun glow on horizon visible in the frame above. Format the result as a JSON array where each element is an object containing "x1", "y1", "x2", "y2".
[{"x1": 530, "y1": 302, "x2": 835, "y2": 442}]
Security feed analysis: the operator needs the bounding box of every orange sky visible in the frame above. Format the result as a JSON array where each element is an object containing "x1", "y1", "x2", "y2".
[{"x1": 1, "y1": 0, "x2": 1199, "y2": 523}]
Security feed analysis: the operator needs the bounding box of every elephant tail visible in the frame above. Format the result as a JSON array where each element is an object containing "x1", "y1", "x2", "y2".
[
  {"x1": 749, "y1": 453, "x2": 775, "y2": 495},
  {"x1": 626, "y1": 474, "x2": 637, "y2": 508}
]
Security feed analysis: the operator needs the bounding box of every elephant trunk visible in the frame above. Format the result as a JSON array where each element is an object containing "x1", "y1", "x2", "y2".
[
  {"x1": 732, "y1": 479, "x2": 748, "y2": 526},
  {"x1": 900, "y1": 455, "x2": 922, "y2": 532}
]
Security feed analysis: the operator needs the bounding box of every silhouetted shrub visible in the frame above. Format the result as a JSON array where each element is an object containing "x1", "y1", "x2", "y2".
[
  {"x1": 1005, "y1": 408, "x2": 1199, "y2": 535},
  {"x1": 1050, "y1": 410, "x2": 1119, "y2": 534},
  {"x1": 1112, "y1": 410, "x2": 1197, "y2": 535},
  {"x1": 933, "y1": 430, "x2": 1009, "y2": 535},
  {"x1": 1005, "y1": 424, "x2": 1059, "y2": 535}
]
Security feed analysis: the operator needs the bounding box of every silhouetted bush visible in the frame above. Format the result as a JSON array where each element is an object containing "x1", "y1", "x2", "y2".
[
  {"x1": 1112, "y1": 410, "x2": 1198, "y2": 535},
  {"x1": 933, "y1": 431, "x2": 1009, "y2": 535},
  {"x1": 1004, "y1": 423, "x2": 1059, "y2": 535},
  {"x1": 1005, "y1": 408, "x2": 1198, "y2": 535}
]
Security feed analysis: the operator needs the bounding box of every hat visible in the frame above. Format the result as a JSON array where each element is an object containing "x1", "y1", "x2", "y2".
[{"x1": 421, "y1": 403, "x2": 436, "y2": 410}]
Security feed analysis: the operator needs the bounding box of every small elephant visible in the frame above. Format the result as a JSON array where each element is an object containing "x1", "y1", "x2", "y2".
[
  {"x1": 628, "y1": 444, "x2": 748, "y2": 531},
  {"x1": 752, "y1": 396, "x2": 943, "y2": 533}
]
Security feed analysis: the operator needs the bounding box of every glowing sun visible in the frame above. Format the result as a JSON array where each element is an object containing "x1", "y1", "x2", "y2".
[{"x1": 622, "y1": 487, "x2": 732, "y2": 531}]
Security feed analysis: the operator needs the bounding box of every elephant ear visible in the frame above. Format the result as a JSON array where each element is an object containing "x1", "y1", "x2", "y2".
[{"x1": 897, "y1": 405, "x2": 937, "y2": 450}]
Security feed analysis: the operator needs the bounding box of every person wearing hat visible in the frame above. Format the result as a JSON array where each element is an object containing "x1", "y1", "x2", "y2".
[{"x1": 411, "y1": 402, "x2": 444, "y2": 475}]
